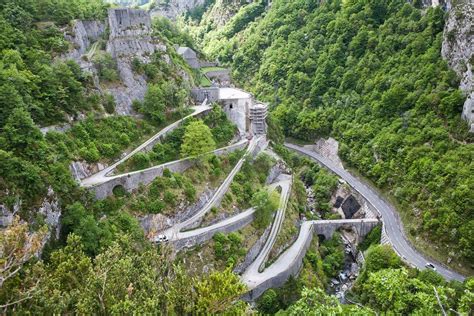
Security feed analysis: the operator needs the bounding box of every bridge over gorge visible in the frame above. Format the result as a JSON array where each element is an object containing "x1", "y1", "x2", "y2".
[
  {"x1": 241, "y1": 218, "x2": 380, "y2": 300},
  {"x1": 284, "y1": 142, "x2": 466, "y2": 282}
]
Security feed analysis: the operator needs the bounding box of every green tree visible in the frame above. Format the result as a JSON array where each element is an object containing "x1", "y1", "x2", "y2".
[
  {"x1": 140, "y1": 83, "x2": 166, "y2": 123},
  {"x1": 0, "y1": 108, "x2": 47, "y2": 161},
  {"x1": 252, "y1": 189, "x2": 279, "y2": 229},
  {"x1": 364, "y1": 244, "x2": 402, "y2": 274},
  {"x1": 284, "y1": 287, "x2": 373, "y2": 315},
  {"x1": 180, "y1": 120, "x2": 216, "y2": 158},
  {"x1": 195, "y1": 267, "x2": 247, "y2": 314}
]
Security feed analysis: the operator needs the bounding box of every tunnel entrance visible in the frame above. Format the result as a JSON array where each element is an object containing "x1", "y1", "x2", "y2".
[{"x1": 112, "y1": 184, "x2": 126, "y2": 197}]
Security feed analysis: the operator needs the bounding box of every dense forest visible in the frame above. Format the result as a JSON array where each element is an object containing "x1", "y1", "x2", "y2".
[
  {"x1": 1, "y1": 0, "x2": 473, "y2": 314},
  {"x1": 0, "y1": 1, "x2": 246, "y2": 313},
  {"x1": 185, "y1": 0, "x2": 474, "y2": 270}
]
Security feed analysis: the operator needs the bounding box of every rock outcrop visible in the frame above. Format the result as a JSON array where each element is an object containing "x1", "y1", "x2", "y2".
[
  {"x1": 106, "y1": 8, "x2": 167, "y2": 115},
  {"x1": 65, "y1": 20, "x2": 105, "y2": 57},
  {"x1": 150, "y1": 0, "x2": 206, "y2": 20},
  {"x1": 61, "y1": 9, "x2": 171, "y2": 116},
  {"x1": 70, "y1": 161, "x2": 107, "y2": 181},
  {"x1": 37, "y1": 187, "x2": 62, "y2": 240},
  {"x1": 441, "y1": 0, "x2": 474, "y2": 131},
  {"x1": 64, "y1": 20, "x2": 106, "y2": 72},
  {"x1": 0, "y1": 188, "x2": 62, "y2": 240}
]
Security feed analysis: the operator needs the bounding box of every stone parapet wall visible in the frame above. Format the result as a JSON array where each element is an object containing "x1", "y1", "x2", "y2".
[
  {"x1": 90, "y1": 141, "x2": 248, "y2": 199},
  {"x1": 173, "y1": 210, "x2": 255, "y2": 251}
]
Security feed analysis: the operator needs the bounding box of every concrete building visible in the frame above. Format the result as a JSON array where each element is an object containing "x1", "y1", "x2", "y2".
[
  {"x1": 218, "y1": 88, "x2": 253, "y2": 135},
  {"x1": 191, "y1": 87, "x2": 267, "y2": 137},
  {"x1": 177, "y1": 46, "x2": 200, "y2": 69}
]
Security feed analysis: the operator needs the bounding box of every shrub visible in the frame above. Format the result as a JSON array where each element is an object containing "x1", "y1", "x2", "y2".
[
  {"x1": 359, "y1": 225, "x2": 382, "y2": 251},
  {"x1": 148, "y1": 199, "x2": 165, "y2": 214},
  {"x1": 252, "y1": 190, "x2": 280, "y2": 229},
  {"x1": 163, "y1": 190, "x2": 176, "y2": 206},
  {"x1": 184, "y1": 182, "x2": 196, "y2": 201},
  {"x1": 162, "y1": 168, "x2": 172, "y2": 178},
  {"x1": 131, "y1": 57, "x2": 143, "y2": 73},
  {"x1": 257, "y1": 289, "x2": 280, "y2": 314},
  {"x1": 103, "y1": 94, "x2": 115, "y2": 114},
  {"x1": 94, "y1": 53, "x2": 119, "y2": 82},
  {"x1": 79, "y1": 143, "x2": 100, "y2": 162},
  {"x1": 131, "y1": 152, "x2": 151, "y2": 170},
  {"x1": 118, "y1": 133, "x2": 130, "y2": 146}
]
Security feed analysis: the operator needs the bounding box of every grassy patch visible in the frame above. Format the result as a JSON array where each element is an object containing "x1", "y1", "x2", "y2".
[
  {"x1": 200, "y1": 153, "x2": 275, "y2": 226},
  {"x1": 121, "y1": 151, "x2": 244, "y2": 217},
  {"x1": 199, "y1": 74, "x2": 212, "y2": 87},
  {"x1": 201, "y1": 66, "x2": 228, "y2": 73}
]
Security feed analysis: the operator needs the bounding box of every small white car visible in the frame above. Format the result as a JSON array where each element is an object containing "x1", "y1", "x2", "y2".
[
  {"x1": 425, "y1": 262, "x2": 436, "y2": 271},
  {"x1": 156, "y1": 234, "x2": 169, "y2": 243}
]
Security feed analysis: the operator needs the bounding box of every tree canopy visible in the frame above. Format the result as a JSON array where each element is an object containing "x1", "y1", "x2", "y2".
[{"x1": 180, "y1": 120, "x2": 216, "y2": 158}]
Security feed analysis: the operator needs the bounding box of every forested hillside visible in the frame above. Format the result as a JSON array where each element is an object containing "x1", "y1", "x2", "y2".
[
  {"x1": 1, "y1": 0, "x2": 473, "y2": 314},
  {"x1": 0, "y1": 1, "x2": 246, "y2": 313},
  {"x1": 186, "y1": 0, "x2": 474, "y2": 271}
]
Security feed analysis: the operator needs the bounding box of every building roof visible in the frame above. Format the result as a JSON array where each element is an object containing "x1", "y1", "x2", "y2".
[
  {"x1": 177, "y1": 46, "x2": 197, "y2": 59},
  {"x1": 218, "y1": 88, "x2": 251, "y2": 100}
]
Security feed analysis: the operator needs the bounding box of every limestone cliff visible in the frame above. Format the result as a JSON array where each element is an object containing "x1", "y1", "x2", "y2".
[
  {"x1": 64, "y1": 20, "x2": 106, "y2": 73},
  {"x1": 1, "y1": 187, "x2": 62, "y2": 241},
  {"x1": 150, "y1": 0, "x2": 206, "y2": 20},
  {"x1": 106, "y1": 0, "x2": 207, "y2": 20},
  {"x1": 62, "y1": 9, "x2": 170, "y2": 115},
  {"x1": 441, "y1": 0, "x2": 474, "y2": 131},
  {"x1": 106, "y1": 8, "x2": 167, "y2": 114}
]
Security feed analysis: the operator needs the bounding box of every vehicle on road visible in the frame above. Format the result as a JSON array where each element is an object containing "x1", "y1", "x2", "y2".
[
  {"x1": 425, "y1": 262, "x2": 436, "y2": 271},
  {"x1": 155, "y1": 234, "x2": 169, "y2": 243}
]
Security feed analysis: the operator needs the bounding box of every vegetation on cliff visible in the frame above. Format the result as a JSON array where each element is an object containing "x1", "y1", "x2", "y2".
[{"x1": 191, "y1": 0, "x2": 474, "y2": 269}]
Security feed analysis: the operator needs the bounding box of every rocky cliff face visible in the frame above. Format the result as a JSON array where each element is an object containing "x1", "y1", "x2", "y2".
[
  {"x1": 441, "y1": 1, "x2": 474, "y2": 131},
  {"x1": 61, "y1": 9, "x2": 170, "y2": 115},
  {"x1": 1, "y1": 187, "x2": 62, "y2": 240},
  {"x1": 150, "y1": 0, "x2": 206, "y2": 20},
  {"x1": 106, "y1": 8, "x2": 167, "y2": 114},
  {"x1": 69, "y1": 161, "x2": 107, "y2": 181},
  {"x1": 64, "y1": 20, "x2": 106, "y2": 72}
]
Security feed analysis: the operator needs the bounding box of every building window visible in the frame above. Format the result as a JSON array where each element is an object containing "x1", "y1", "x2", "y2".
[{"x1": 230, "y1": 103, "x2": 233, "y2": 109}]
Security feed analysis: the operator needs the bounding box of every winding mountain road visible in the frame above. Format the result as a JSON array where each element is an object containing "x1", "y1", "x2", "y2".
[
  {"x1": 284, "y1": 142, "x2": 466, "y2": 282},
  {"x1": 158, "y1": 136, "x2": 262, "y2": 241},
  {"x1": 241, "y1": 173, "x2": 292, "y2": 287},
  {"x1": 173, "y1": 207, "x2": 256, "y2": 242},
  {"x1": 81, "y1": 103, "x2": 211, "y2": 187}
]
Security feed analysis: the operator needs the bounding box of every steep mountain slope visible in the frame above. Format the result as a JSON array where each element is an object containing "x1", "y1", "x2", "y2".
[
  {"x1": 442, "y1": 0, "x2": 474, "y2": 131},
  {"x1": 188, "y1": 0, "x2": 474, "y2": 272}
]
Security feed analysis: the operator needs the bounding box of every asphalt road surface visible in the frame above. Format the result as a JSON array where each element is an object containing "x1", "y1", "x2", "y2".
[
  {"x1": 241, "y1": 174, "x2": 293, "y2": 288},
  {"x1": 81, "y1": 104, "x2": 211, "y2": 187},
  {"x1": 285, "y1": 143, "x2": 466, "y2": 282}
]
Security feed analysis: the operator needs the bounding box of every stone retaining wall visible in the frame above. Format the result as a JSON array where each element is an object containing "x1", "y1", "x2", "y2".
[
  {"x1": 91, "y1": 141, "x2": 247, "y2": 199},
  {"x1": 244, "y1": 224, "x2": 315, "y2": 301},
  {"x1": 243, "y1": 219, "x2": 379, "y2": 301},
  {"x1": 173, "y1": 210, "x2": 255, "y2": 251}
]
